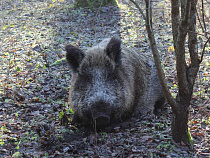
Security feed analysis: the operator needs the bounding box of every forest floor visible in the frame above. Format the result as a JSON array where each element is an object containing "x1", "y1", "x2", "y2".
[{"x1": 0, "y1": 0, "x2": 209, "y2": 157}]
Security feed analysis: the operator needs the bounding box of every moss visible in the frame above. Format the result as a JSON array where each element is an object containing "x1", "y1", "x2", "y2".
[{"x1": 187, "y1": 128, "x2": 194, "y2": 144}]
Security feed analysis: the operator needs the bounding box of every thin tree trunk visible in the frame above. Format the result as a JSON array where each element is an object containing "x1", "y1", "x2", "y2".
[
  {"x1": 171, "y1": 102, "x2": 189, "y2": 143},
  {"x1": 171, "y1": 0, "x2": 199, "y2": 144},
  {"x1": 136, "y1": 0, "x2": 201, "y2": 145},
  {"x1": 171, "y1": 0, "x2": 192, "y2": 144},
  {"x1": 144, "y1": 0, "x2": 177, "y2": 110}
]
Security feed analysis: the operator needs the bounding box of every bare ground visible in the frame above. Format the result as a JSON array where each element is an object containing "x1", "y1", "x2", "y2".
[{"x1": 0, "y1": 0, "x2": 209, "y2": 157}]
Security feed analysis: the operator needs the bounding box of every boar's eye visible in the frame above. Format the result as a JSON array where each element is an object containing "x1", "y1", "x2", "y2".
[
  {"x1": 107, "y1": 71, "x2": 118, "y2": 81},
  {"x1": 78, "y1": 73, "x2": 92, "y2": 83}
]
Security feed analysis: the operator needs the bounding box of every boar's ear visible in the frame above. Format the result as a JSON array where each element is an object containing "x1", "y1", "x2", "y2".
[
  {"x1": 106, "y1": 37, "x2": 121, "y2": 64},
  {"x1": 65, "y1": 45, "x2": 84, "y2": 73}
]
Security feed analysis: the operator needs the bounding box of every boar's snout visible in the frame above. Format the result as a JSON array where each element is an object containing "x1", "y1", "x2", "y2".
[
  {"x1": 91, "y1": 100, "x2": 111, "y2": 127},
  {"x1": 93, "y1": 115, "x2": 110, "y2": 127}
]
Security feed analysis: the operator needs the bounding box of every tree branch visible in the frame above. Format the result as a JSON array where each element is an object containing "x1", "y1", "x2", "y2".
[
  {"x1": 129, "y1": 0, "x2": 146, "y2": 21},
  {"x1": 188, "y1": 0, "x2": 199, "y2": 88},
  {"x1": 171, "y1": 0, "x2": 180, "y2": 49},
  {"x1": 144, "y1": 0, "x2": 177, "y2": 111},
  {"x1": 175, "y1": 0, "x2": 191, "y2": 97},
  {"x1": 201, "y1": 0, "x2": 207, "y2": 33},
  {"x1": 200, "y1": 37, "x2": 210, "y2": 63},
  {"x1": 184, "y1": 0, "x2": 191, "y2": 23},
  {"x1": 196, "y1": 8, "x2": 205, "y2": 34},
  {"x1": 185, "y1": 0, "x2": 206, "y2": 108}
]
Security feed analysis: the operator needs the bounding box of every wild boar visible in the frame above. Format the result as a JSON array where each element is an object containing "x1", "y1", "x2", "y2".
[{"x1": 65, "y1": 37, "x2": 165, "y2": 127}]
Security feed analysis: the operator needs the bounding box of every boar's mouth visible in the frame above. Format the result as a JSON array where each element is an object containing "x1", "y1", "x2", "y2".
[
  {"x1": 92, "y1": 113, "x2": 110, "y2": 127},
  {"x1": 90, "y1": 101, "x2": 112, "y2": 127}
]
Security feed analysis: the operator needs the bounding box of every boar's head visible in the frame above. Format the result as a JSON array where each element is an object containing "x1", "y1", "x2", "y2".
[{"x1": 65, "y1": 37, "x2": 128, "y2": 127}]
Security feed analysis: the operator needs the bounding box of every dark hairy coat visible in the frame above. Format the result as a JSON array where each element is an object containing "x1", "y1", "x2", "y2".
[{"x1": 66, "y1": 37, "x2": 165, "y2": 127}]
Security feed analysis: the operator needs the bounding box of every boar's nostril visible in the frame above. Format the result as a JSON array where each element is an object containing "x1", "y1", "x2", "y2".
[{"x1": 93, "y1": 115, "x2": 110, "y2": 127}]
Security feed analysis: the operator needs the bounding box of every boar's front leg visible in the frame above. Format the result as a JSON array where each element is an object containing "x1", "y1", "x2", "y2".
[{"x1": 72, "y1": 112, "x2": 82, "y2": 125}]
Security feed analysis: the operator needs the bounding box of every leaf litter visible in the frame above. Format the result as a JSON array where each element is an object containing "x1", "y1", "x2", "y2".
[{"x1": 0, "y1": 0, "x2": 209, "y2": 157}]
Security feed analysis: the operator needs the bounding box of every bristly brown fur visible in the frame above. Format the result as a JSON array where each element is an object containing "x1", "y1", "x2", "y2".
[{"x1": 66, "y1": 37, "x2": 165, "y2": 126}]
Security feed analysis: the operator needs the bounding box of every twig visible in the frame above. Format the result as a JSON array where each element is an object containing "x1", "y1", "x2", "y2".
[
  {"x1": 129, "y1": 0, "x2": 146, "y2": 21},
  {"x1": 94, "y1": 119, "x2": 97, "y2": 145},
  {"x1": 196, "y1": 8, "x2": 205, "y2": 34},
  {"x1": 200, "y1": 37, "x2": 210, "y2": 63},
  {"x1": 188, "y1": 30, "x2": 210, "y2": 38}
]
